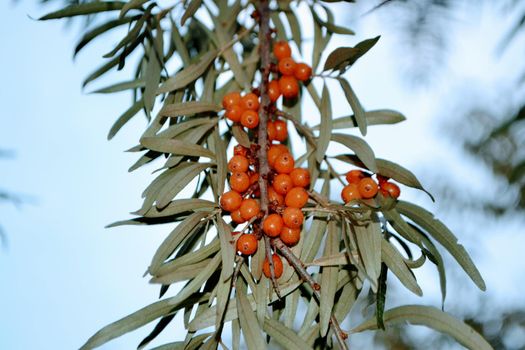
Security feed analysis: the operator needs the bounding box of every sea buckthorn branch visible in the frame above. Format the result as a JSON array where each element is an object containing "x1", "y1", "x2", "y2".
[{"x1": 272, "y1": 238, "x2": 350, "y2": 350}]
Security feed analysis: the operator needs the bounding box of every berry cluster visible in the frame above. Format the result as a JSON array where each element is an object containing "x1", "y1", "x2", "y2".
[
  {"x1": 270, "y1": 41, "x2": 312, "y2": 101},
  {"x1": 340, "y1": 170, "x2": 401, "y2": 203},
  {"x1": 223, "y1": 91, "x2": 261, "y2": 128}
]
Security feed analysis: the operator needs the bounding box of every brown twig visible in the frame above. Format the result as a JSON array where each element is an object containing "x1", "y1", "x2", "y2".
[{"x1": 272, "y1": 238, "x2": 349, "y2": 350}]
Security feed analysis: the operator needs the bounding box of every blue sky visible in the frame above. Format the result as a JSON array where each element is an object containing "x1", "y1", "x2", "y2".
[{"x1": 1, "y1": 1, "x2": 524, "y2": 349}]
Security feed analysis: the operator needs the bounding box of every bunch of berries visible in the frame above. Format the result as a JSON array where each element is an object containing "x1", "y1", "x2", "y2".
[
  {"x1": 269, "y1": 41, "x2": 312, "y2": 101},
  {"x1": 219, "y1": 128, "x2": 311, "y2": 280},
  {"x1": 222, "y1": 91, "x2": 261, "y2": 129},
  {"x1": 340, "y1": 170, "x2": 401, "y2": 203}
]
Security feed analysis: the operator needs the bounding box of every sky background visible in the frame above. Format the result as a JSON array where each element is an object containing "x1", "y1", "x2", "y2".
[{"x1": 1, "y1": 0, "x2": 524, "y2": 349}]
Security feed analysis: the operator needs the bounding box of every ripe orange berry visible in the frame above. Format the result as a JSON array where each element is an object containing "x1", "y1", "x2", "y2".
[
  {"x1": 239, "y1": 198, "x2": 260, "y2": 220},
  {"x1": 241, "y1": 93, "x2": 260, "y2": 111},
  {"x1": 249, "y1": 172, "x2": 259, "y2": 184},
  {"x1": 241, "y1": 110, "x2": 259, "y2": 129},
  {"x1": 228, "y1": 155, "x2": 249, "y2": 173},
  {"x1": 273, "y1": 41, "x2": 291, "y2": 60},
  {"x1": 230, "y1": 172, "x2": 250, "y2": 193},
  {"x1": 341, "y1": 183, "x2": 361, "y2": 203},
  {"x1": 225, "y1": 105, "x2": 243, "y2": 122},
  {"x1": 285, "y1": 187, "x2": 308, "y2": 208},
  {"x1": 233, "y1": 144, "x2": 248, "y2": 157},
  {"x1": 267, "y1": 121, "x2": 277, "y2": 141},
  {"x1": 273, "y1": 174, "x2": 293, "y2": 195},
  {"x1": 346, "y1": 170, "x2": 365, "y2": 184},
  {"x1": 280, "y1": 226, "x2": 301, "y2": 246},
  {"x1": 267, "y1": 144, "x2": 288, "y2": 167},
  {"x1": 220, "y1": 190, "x2": 242, "y2": 212},
  {"x1": 268, "y1": 80, "x2": 281, "y2": 102},
  {"x1": 358, "y1": 177, "x2": 379, "y2": 199},
  {"x1": 294, "y1": 63, "x2": 312, "y2": 81},
  {"x1": 236, "y1": 234, "x2": 258, "y2": 255},
  {"x1": 274, "y1": 153, "x2": 295, "y2": 174},
  {"x1": 231, "y1": 209, "x2": 246, "y2": 224},
  {"x1": 278, "y1": 76, "x2": 299, "y2": 99},
  {"x1": 290, "y1": 168, "x2": 310, "y2": 188},
  {"x1": 222, "y1": 91, "x2": 241, "y2": 109},
  {"x1": 263, "y1": 254, "x2": 283, "y2": 279},
  {"x1": 282, "y1": 207, "x2": 304, "y2": 229},
  {"x1": 262, "y1": 213, "x2": 284, "y2": 237},
  {"x1": 268, "y1": 187, "x2": 284, "y2": 206},
  {"x1": 278, "y1": 57, "x2": 297, "y2": 76},
  {"x1": 377, "y1": 174, "x2": 389, "y2": 186},
  {"x1": 273, "y1": 120, "x2": 288, "y2": 142},
  {"x1": 381, "y1": 182, "x2": 400, "y2": 199}
]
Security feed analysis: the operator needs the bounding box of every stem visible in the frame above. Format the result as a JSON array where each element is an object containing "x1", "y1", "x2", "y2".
[
  {"x1": 256, "y1": 0, "x2": 271, "y2": 217},
  {"x1": 272, "y1": 238, "x2": 349, "y2": 349}
]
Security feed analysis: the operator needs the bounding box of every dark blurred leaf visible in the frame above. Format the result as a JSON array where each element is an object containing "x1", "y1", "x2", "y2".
[
  {"x1": 323, "y1": 36, "x2": 380, "y2": 72},
  {"x1": 376, "y1": 263, "x2": 388, "y2": 330},
  {"x1": 39, "y1": 1, "x2": 126, "y2": 20},
  {"x1": 74, "y1": 17, "x2": 134, "y2": 56},
  {"x1": 181, "y1": 0, "x2": 202, "y2": 26},
  {"x1": 120, "y1": 0, "x2": 149, "y2": 18}
]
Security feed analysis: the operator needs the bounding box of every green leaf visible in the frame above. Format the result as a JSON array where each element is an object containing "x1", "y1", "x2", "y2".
[
  {"x1": 263, "y1": 318, "x2": 313, "y2": 350},
  {"x1": 216, "y1": 216, "x2": 235, "y2": 281},
  {"x1": 331, "y1": 133, "x2": 377, "y2": 172},
  {"x1": 107, "y1": 98, "x2": 143, "y2": 140},
  {"x1": 352, "y1": 305, "x2": 494, "y2": 350},
  {"x1": 157, "y1": 50, "x2": 218, "y2": 94},
  {"x1": 39, "y1": 1, "x2": 126, "y2": 20},
  {"x1": 148, "y1": 211, "x2": 210, "y2": 274},
  {"x1": 319, "y1": 221, "x2": 338, "y2": 337},
  {"x1": 338, "y1": 78, "x2": 366, "y2": 136},
  {"x1": 90, "y1": 79, "x2": 145, "y2": 94},
  {"x1": 212, "y1": 128, "x2": 227, "y2": 197},
  {"x1": 354, "y1": 220, "x2": 382, "y2": 292},
  {"x1": 144, "y1": 27, "x2": 164, "y2": 115},
  {"x1": 150, "y1": 259, "x2": 211, "y2": 284},
  {"x1": 381, "y1": 239, "x2": 422, "y2": 296},
  {"x1": 236, "y1": 281, "x2": 267, "y2": 350},
  {"x1": 311, "y1": 7, "x2": 354, "y2": 35},
  {"x1": 316, "y1": 84, "x2": 332, "y2": 163},
  {"x1": 156, "y1": 162, "x2": 213, "y2": 208},
  {"x1": 313, "y1": 109, "x2": 406, "y2": 130},
  {"x1": 285, "y1": 8, "x2": 302, "y2": 52},
  {"x1": 158, "y1": 101, "x2": 221, "y2": 118},
  {"x1": 139, "y1": 198, "x2": 217, "y2": 218},
  {"x1": 74, "y1": 17, "x2": 134, "y2": 56},
  {"x1": 323, "y1": 36, "x2": 380, "y2": 72},
  {"x1": 103, "y1": 14, "x2": 146, "y2": 58},
  {"x1": 140, "y1": 137, "x2": 215, "y2": 159},
  {"x1": 120, "y1": 0, "x2": 148, "y2": 18},
  {"x1": 181, "y1": 0, "x2": 202, "y2": 25},
  {"x1": 231, "y1": 124, "x2": 251, "y2": 148},
  {"x1": 396, "y1": 201, "x2": 486, "y2": 291},
  {"x1": 79, "y1": 293, "x2": 207, "y2": 350},
  {"x1": 376, "y1": 263, "x2": 388, "y2": 330}
]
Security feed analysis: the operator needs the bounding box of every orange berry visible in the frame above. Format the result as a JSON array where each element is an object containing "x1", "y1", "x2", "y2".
[
  {"x1": 381, "y1": 182, "x2": 400, "y2": 199},
  {"x1": 273, "y1": 174, "x2": 293, "y2": 195},
  {"x1": 239, "y1": 199, "x2": 260, "y2": 220},
  {"x1": 358, "y1": 177, "x2": 378, "y2": 199},
  {"x1": 225, "y1": 105, "x2": 243, "y2": 122},
  {"x1": 231, "y1": 209, "x2": 246, "y2": 224},
  {"x1": 230, "y1": 172, "x2": 250, "y2": 193},
  {"x1": 249, "y1": 172, "x2": 259, "y2": 185},
  {"x1": 294, "y1": 63, "x2": 312, "y2": 81},
  {"x1": 278, "y1": 76, "x2": 299, "y2": 99},
  {"x1": 282, "y1": 207, "x2": 304, "y2": 229},
  {"x1": 273, "y1": 41, "x2": 291, "y2": 60},
  {"x1": 241, "y1": 110, "x2": 259, "y2": 129},
  {"x1": 267, "y1": 121, "x2": 277, "y2": 141},
  {"x1": 263, "y1": 254, "x2": 283, "y2": 278},
  {"x1": 346, "y1": 170, "x2": 365, "y2": 184},
  {"x1": 220, "y1": 190, "x2": 242, "y2": 212},
  {"x1": 280, "y1": 226, "x2": 301, "y2": 246},
  {"x1": 268, "y1": 80, "x2": 281, "y2": 102},
  {"x1": 285, "y1": 187, "x2": 308, "y2": 208},
  {"x1": 278, "y1": 57, "x2": 297, "y2": 76},
  {"x1": 290, "y1": 168, "x2": 310, "y2": 188},
  {"x1": 263, "y1": 213, "x2": 284, "y2": 237},
  {"x1": 241, "y1": 93, "x2": 260, "y2": 111},
  {"x1": 222, "y1": 91, "x2": 241, "y2": 109},
  {"x1": 377, "y1": 174, "x2": 389, "y2": 186},
  {"x1": 236, "y1": 234, "x2": 258, "y2": 255},
  {"x1": 233, "y1": 144, "x2": 248, "y2": 157},
  {"x1": 273, "y1": 120, "x2": 288, "y2": 142},
  {"x1": 268, "y1": 187, "x2": 284, "y2": 206},
  {"x1": 267, "y1": 144, "x2": 288, "y2": 167},
  {"x1": 341, "y1": 183, "x2": 361, "y2": 203},
  {"x1": 274, "y1": 152, "x2": 295, "y2": 174},
  {"x1": 228, "y1": 155, "x2": 249, "y2": 173}
]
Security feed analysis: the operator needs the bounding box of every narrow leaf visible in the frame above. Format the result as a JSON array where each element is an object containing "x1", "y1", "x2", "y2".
[
  {"x1": 140, "y1": 137, "x2": 215, "y2": 159},
  {"x1": 331, "y1": 133, "x2": 377, "y2": 172},
  {"x1": 108, "y1": 98, "x2": 143, "y2": 140},
  {"x1": 39, "y1": 1, "x2": 126, "y2": 20},
  {"x1": 316, "y1": 84, "x2": 332, "y2": 162},
  {"x1": 338, "y1": 78, "x2": 366, "y2": 136}
]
